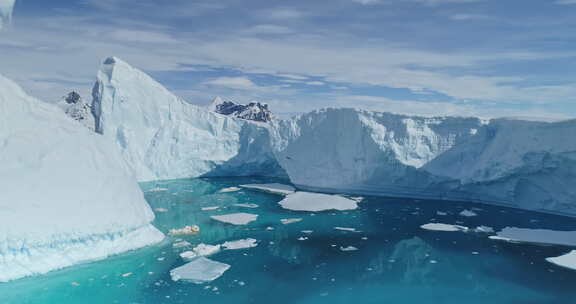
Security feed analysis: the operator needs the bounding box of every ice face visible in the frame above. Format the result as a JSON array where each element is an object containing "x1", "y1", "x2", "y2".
[{"x1": 0, "y1": 73, "x2": 164, "y2": 282}]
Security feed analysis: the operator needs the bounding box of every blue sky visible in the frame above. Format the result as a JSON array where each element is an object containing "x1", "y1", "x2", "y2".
[{"x1": 1, "y1": 0, "x2": 576, "y2": 118}]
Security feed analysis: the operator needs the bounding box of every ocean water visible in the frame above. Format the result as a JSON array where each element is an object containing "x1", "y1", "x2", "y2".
[{"x1": 2, "y1": 177, "x2": 576, "y2": 304}]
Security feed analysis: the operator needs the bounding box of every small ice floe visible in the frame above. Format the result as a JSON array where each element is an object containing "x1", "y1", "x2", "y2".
[
  {"x1": 170, "y1": 257, "x2": 230, "y2": 284},
  {"x1": 459, "y1": 210, "x2": 478, "y2": 217},
  {"x1": 436, "y1": 211, "x2": 448, "y2": 216},
  {"x1": 240, "y1": 183, "x2": 296, "y2": 195},
  {"x1": 222, "y1": 238, "x2": 258, "y2": 250},
  {"x1": 473, "y1": 226, "x2": 495, "y2": 234},
  {"x1": 334, "y1": 227, "x2": 360, "y2": 232},
  {"x1": 180, "y1": 244, "x2": 221, "y2": 260},
  {"x1": 173, "y1": 241, "x2": 192, "y2": 249},
  {"x1": 233, "y1": 203, "x2": 259, "y2": 209},
  {"x1": 489, "y1": 227, "x2": 576, "y2": 247},
  {"x1": 281, "y1": 218, "x2": 303, "y2": 225},
  {"x1": 279, "y1": 192, "x2": 358, "y2": 212},
  {"x1": 154, "y1": 208, "x2": 168, "y2": 213},
  {"x1": 169, "y1": 225, "x2": 200, "y2": 236},
  {"x1": 298, "y1": 237, "x2": 308, "y2": 241},
  {"x1": 121, "y1": 272, "x2": 133, "y2": 278},
  {"x1": 340, "y1": 246, "x2": 358, "y2": 252},
  {"x1": 546, "y1": 250, "x2": 576, "y2": 270},
  {"x1": 211, "y1": 213, "x2": 258, "y2": 225},
  {"x1": 420, "y1": 223, "x2": 469, "y2": 232},
  {"x1": 146, "y1": 187, "x2": 168, "y2": 192},
  {"x1": 201, "y1": 206, "x2": 220, "y2": 211},
  {"x1": 71, "y1": 282, "x2": 80, "y2": 287},
  {"x1": 266, "y1": 226, "x2": 275, "y2": 231},
  {"x1": 219, "y1": 187, "x2": 241, "y2": 193},
  {"x1": 302, "y1": 230, "x2": 314, "y2": 234}
]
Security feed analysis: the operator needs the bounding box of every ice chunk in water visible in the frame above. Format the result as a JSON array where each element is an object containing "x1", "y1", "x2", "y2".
[
  {"x1": 222, "y1": 238, "x2": 258, "y2": 250},
  {"x1": 211, "y1": 213, "x2": 258, "y2": 225},
  {"x1": 546, "y1": 250, "x2": 576, "y2": 270},
  {"x1": 219, "y1": 187, "x2": 241, "y2": 193},
  {"x1": 459, "y1": 210, "x2": 477, "y2": 217},
  {"x1": 279, "y1": 192, "x2": 358, "y2": 212},
  {"x1": 420, "y1": 223, "x2": 469, "y2": 232},
  {"x1": 180, "y1": 244, "x2": 221, "y2": 260},
  {"x1": 170, "y1": 257, "x2": 230, "y2": 284},
  {"x1": 490, "y1": 227, "x2": 576, "y2": 246}
]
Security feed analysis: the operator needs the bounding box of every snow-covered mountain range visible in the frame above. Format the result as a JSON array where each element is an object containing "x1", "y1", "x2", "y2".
[
  {"x1": 2, "y1": 56, "x2": 576, "y2": 281},
  {"x1": 207, "y1": 97, "x2": 274, "y2": 122}
]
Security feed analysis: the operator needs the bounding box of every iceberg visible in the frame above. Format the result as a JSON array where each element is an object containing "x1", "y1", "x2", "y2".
[
  {"x1": 170, "y1": 257, "x2": 230, "y2": 284},
  {"x1": 279, "y1": 192, "x2": 358, "y2": 212},
  {"x1": 240, "y1": 183, "x2": 296, "y2": 195},
  {"x1": 91, "y1": 57, "x2": 283, "y2": 182},
  {"x1": 0, "y1": 73, "x2": 164, "y2": 282},
  {"x1": 210, "y1": 213, "x2": 258, "y2": 225},
  {"x1": 489, "y1": 227, "x2": 576, "y2": 246}
]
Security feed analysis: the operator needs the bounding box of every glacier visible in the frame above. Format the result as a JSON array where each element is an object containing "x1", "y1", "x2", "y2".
[
  {"x1": 88, "y1": 57, "x2": 576, "y2": 217},
  {"x1": 0, "y1": 73, "x2": 164, "y2": 282}
]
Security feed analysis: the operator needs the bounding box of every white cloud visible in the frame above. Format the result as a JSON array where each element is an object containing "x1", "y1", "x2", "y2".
[
  {"x1": 205, "y1": 77, "x2": 258, "y2": 90},
  {"x1": 244, "y1": 24, "x2": 294, "y2": 35},
  {"x1": 109, "y1": 29, "x2": 179, "y2": 44},
  {"x1": 306, "y1": 81, "x2": 325, "y2": 86}
]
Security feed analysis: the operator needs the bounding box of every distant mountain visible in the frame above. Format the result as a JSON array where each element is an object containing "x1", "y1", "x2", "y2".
[
  {"x1": 57, "y1": 91, "x2": 95, "y2": 131},
  {"x1": 208, "y1": 97, "x2": 274, "y2": 123}
]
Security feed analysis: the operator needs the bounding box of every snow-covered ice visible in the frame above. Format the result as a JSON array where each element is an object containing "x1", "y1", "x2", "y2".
[
  {"x1": 170, "y1": 257, "x2": 230, "y2": 284},
  {"x1": 489, "y1": 227, "x2": 576, "y2": 246},
  {"x1": 240, "y1": 183, "x2": 296, "y2": 195},
  {"x1": 210, "y1": 213, "x2": 258, "y2": 225},
  {"x1": 546, "y1": 251, "x2": 576, "y2": 270},
  {"x1": 169, "y1": 225, "x2": 200, "y2": 235},
  {"x1": 201, "y1": 206, "x2": 220, "y2": 211},
  {"x1": 420, "y1": 223, "x2": 469, "y2": 232},
  {"x1": 279, "y1": 192, "x2": 358, "y2": 212},
  {"x1": 221, "y1": 238, "x2": 258, "y2": 250},
  {"x1": 0, "y1": 73, "x2": 164, "y2": 282}
]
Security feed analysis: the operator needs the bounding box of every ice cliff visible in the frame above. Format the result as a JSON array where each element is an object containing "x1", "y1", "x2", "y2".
[
  {"x1": 91, "y1": 57, "x2": 576, "y2": 216},
  {"x1": 0, "y1": 73, "x2": 164, "y2": 282},
  {"x1": 91, "y1": 57, "x2": 282, "y2": 181}
]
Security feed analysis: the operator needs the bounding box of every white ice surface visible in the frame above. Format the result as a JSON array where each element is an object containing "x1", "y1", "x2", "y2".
[
  {"x1": 279, "y1": 192, "x2": 358, "y2": 212},
  {"x1": 240, "y1": 183, "x2": 296, "y2": 195},
  {"x1": 180, "y1": 244, "x2": 221, "y2": 260},
  {"x1": 546, "y1": 251, "x2": 576, "y2": 270},
  {"x1": 420, "y1": 223, "x2": 469, "y2": 232},
  {"x1": 459, "y1": 210, "x2": 478, "y2": 217},
  {"x1": 210, "y1": 213, "x2": 258, "y2": 225},
  {"x1": 281, "y1": 218, "x2": 303, "y2": 225},
  {"x1": 170, "y1": 257, "x2": 230, "y2": 284},
  {"x1": 490, "y1": 227, "x2": 576, "y2": 246},
  {"x1": 0, "y1": 73, "x2": 164, "y2": 282},
  {"x1": 221, "y1": 238, "x2": 258, "y2": 250}
]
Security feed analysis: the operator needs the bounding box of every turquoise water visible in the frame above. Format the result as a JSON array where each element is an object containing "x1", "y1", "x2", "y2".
[{"x1": 2, "y1": 177, "x2": 576, "y2": 304}]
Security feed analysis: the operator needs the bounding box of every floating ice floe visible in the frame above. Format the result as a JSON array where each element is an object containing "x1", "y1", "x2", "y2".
[
  {"x1": 334, "y1": 227, "x2": 360, "y2": 232},
  {"x1": 420, "y1": 223, "x2": 469, "y2": 232},
  {"x1": 489, "y1": 227, "x2": 576, "y2": 247},
  {"x1": 350, "y1": 197, "x2": 364, "y2": 202},
  {"x1": 279, "y1": 192, "x2": 358, "y2": 212},
  {"x1": 201, "y1": 206, "x2": 220, "y2": 211},
  {"x1": 219, "y1": 187, "x2": 241, "y2": 193},
  {"x1": 281, "y1": 218, "x2": 303, "y2": 225},
  {"x1": 459, "y1": 210, "x2": 478, "y2": 217},
  {"x1": 222, "y1": 238, "x2": 258, "y2": 250},
  {"x1": 546, "y1": 251, "x2": 576, "y2": 270},
  {"x1": 474, "y1": 226, "x2": 494, "y2": 233},
  {"x1": 297, "y1": 237, "x2": 308, "y2": 241},
  {"x1": 169, "y1": 225, "x2": 200, "y2": 235},
  {"x1": 233, "y1": 203, "x2": 259, "y2": 209},
  {"x1": 173, "y1": 241, "x2": 192, "y2": 249},
  {"x1": 170, "y1": 257, "x2": 230, "y2": 284},
  {"x1": 211, "y1": 213, "x2": 258, "y2": 225},
  {"x1": 240, "y1": 183, "x2": 296, "y2": 195},
  {"x1": 180, "y1": 244, "x2": 221, "y2": 260},
  {"x1": 436, "y1": 211, "x2": 448, "y2": 216},
  {"x1": 154, "y1": 208, "x2": 168, "y2": 213},
  {"x1": 340, "y1": 246, "x2": 358, "y2": 252},
  {"x1": 302, "y1": 230, "x2": 314, "y2": 234}
]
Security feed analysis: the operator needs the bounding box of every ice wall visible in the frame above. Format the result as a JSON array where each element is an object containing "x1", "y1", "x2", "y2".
[{"x1": 0, "y1": 73, "x2": 164, "y2": 282}]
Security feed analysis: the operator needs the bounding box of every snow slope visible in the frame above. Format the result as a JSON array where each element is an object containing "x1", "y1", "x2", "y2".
[
  {"x1": 91, "y1": 57, "x2": 283, "y2": 181},
  {"x1": 0, "y1": 73, "x2": 164, "y2": 282}
]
